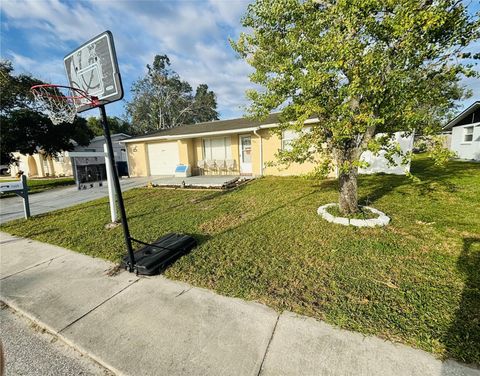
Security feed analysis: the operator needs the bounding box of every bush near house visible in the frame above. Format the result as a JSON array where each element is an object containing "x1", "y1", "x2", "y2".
[{"x1": 1, "y1": 155, "x2": 479, "y2": 363}]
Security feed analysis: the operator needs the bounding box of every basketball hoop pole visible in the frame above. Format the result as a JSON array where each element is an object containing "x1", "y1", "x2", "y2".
[{"x1": 99, "y1": 104, "x2": 135, "y2": 271}]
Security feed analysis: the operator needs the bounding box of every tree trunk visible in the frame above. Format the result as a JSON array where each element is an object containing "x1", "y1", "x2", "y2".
[
  {"x1": 338, "y1": 167, "x2": 358, "y2": 214},
  {"x1": 335, "y1": 146, "x2": 359, "y2": 215}
]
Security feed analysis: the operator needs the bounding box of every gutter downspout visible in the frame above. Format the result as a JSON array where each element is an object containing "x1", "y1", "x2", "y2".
[{"x1": 253, "y1": 128, "x2": 263, "y2": 176}]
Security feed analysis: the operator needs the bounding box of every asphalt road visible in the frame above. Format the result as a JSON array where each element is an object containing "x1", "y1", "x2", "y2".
[
  {"x1": 0, "y1": 176, "x2": 154, "y2": 224},
  {"x1": 0, "y1": 305, "x2": 112, "y2": 375}
]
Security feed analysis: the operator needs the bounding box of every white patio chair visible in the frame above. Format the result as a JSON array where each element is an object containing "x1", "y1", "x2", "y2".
[
  {"x1": 215, "y1": 159, "x2": 227, "y2": 175},
  {"x1": 196, "y1": 159, "x2": 206, "y2": 175},
  {"x1": 225, "y1": 159, "x2": 236, "y2": 175},
  {"x1": 205, "y1": 160, "x2": 217, "y2": 175}
]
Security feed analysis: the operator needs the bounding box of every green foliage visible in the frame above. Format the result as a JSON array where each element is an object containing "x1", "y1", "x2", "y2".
[
  {"x1": 86, "y1": 116, "x2": 134, "y2": 137},
  {"x1": 231, "y1": 0, "x2": 479, "y2": 211},
  {"x1": 427, "y1": 136, "x2": 458, "y2": 166},
  {"x1": 0, "y1": 60, "x2": 94, "y2": 165},
  {"x1": 2, "y1": 156, "x2": 479, "y2": 362},
  {"x1": 126, "y1": 55, "x2": 219, "y2": 133},
  {"x1": 0, "y1": 60, "x2": 41, "y2": 113}
]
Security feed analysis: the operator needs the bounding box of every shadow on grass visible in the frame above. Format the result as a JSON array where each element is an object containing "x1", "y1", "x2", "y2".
[
  {"x1": 314, "y1": 157, "x2": 479, "y2": 206},
  {"x1": 215, "y1": 190, "x2": 318, "y2": 238},
  {"x1": 443, "y1": 237, "x2": 480, "y2": 365},
  {"x1": 127, "y1": 183, "x2": 251, "y2": 222}
]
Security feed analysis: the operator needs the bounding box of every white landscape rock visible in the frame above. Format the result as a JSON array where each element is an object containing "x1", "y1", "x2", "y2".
[
  {"x1": 317, "y1": 204, "x2": 390, "y2": 228},
  {"x1": 332, "y1": 216, "x2": 349, "y2": 226},
  {"x1": 349, "y1": 219, "x2": 370, "y2": 227}
]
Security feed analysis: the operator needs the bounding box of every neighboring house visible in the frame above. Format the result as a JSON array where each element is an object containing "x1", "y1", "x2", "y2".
[
  {"x1": 122, "y1": 114, "x2": 413, "y2": 177},
  {"x1": 73, "y1": 133, "x2": 130, "y2": 164},
  {"x1": 442, "y1": 101, "x2": 480, "y2": 161},
  {"x1": 10, "y1": 133, "x2": 130, "y2": 178},
  {"x1": 10, "y1": 151, "x2": 73, "y2": 178}
]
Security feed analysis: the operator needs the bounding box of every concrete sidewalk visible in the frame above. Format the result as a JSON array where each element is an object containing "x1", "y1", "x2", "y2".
[{"x1": 1, "y1": 232, "x2": 478, "y2": 376}]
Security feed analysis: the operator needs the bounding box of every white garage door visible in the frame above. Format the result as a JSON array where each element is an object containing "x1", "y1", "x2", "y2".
[{"x1": 147, "y1": 142, "x2": 179, "y2": 175}]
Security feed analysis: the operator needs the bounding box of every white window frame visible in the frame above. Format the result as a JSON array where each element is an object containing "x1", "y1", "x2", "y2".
[
  {"x1": 281, "y1": 127, "x2": 312, "y2": 151},
  {"x1": 202, "y1": 137, "x2": 232, "y2": 160},
  {"x1": 463, "y1": 126, "x2": 474, "y2": 143}
]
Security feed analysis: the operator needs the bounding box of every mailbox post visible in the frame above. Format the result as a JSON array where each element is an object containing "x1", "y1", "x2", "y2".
[{"x1": 0, "y1": 175, "x2": 30, "y2": 219}]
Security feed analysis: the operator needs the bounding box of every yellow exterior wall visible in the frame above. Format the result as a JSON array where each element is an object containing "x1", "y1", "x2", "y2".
[
  {"x1": 178, "y1": 139, "x2": 195, "y2": 166},
  {"x1": 125, "y1": 129, "x2": 323, "y2": 177},
  {"x1": 193, "y1": 138, "x2": 203, "y2": 164},
  {"x1": 229, "y1": 134, "x2": 240, "y2": 174},
  {"x1": 249, "y1": 132, "x2": 260, "y2": 176},
  {"x1": 127, "y1": 142, "x2": 148, "y2": 177},
  {"x1": 260, "y1": 129, "x2": 317, "y2": 176}
]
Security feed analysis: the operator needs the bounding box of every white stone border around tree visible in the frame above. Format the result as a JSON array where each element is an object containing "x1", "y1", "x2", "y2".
[{"x1": 317, "y1": 203, "x2": 390, "y2": 227}]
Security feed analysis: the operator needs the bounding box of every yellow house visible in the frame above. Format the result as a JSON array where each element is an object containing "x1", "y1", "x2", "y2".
[
  {"x1": 123, "y1": 114, "x2": 320, "y2": 177},
  {"x1": 9, "y1": 152, "x2": 73, "y2": 178}
]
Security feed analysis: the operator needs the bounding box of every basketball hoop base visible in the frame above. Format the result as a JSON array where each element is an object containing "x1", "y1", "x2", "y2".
[{"x1": 122, "y1": 233, "x2": 197, "y2": 276}]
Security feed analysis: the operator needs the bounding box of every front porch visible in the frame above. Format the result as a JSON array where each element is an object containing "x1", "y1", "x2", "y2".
[{"x1": 149, "y1": 175, "x2": 253, "y2": 189}]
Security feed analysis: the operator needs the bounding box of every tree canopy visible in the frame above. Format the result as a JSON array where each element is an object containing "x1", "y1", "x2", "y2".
[
  {"x1": 232, "y1": 0, "x2": 479, "y2": 214},
  {"x1": 126, "y1": 54, "x2": 219, "y2": 133},
  {"x1": 86, "y1": 116, "x2": 134, "y2": 137},
  {"x1": 0, "y1": 60, "x2": 94, "y2": 165}
]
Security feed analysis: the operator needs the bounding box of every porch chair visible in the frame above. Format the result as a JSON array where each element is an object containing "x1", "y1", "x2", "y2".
[
  {"x1": 215, "y1": 159, "x2": 227, "y2": 175},
  {"x1": 205, "y1": 160, "x2": 217, "y2": 175},
  {"x1": 225, "y1": 159, "x2": 236, "y2": 175},
  {"x1": 196, "y1": 159, "x2": 206, "y2": 175}
]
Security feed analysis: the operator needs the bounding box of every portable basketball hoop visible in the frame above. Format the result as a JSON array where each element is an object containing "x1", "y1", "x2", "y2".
[
  {"x1": 29, "y1": 30, "x2": 197, "y2": 275},
  {"x1": 30, "y1": 84, "x2": 97, "y2": 125}
]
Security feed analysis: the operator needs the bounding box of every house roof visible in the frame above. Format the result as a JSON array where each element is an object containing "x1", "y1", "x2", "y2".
[
  {"x1": 443, "y1": 101, "x2": 480, "y2": 131},
  {"x1": 122, "y1": 113, "x2": 319, "y2": 143},
  {"x1": 91, "y1": 133, "x2": 131, "y2": 141}
]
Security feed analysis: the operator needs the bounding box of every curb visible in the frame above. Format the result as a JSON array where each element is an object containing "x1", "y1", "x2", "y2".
[{"x1": 1, "y1": 298, "x2": 123, "y2": 376}]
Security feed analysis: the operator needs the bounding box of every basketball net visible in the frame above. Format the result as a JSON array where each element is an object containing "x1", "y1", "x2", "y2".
[{"x1": 31, "y1": 84, "x2": 96, "y2": 125}]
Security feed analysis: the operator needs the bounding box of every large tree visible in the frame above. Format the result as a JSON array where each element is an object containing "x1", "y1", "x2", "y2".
[
  {"x1": 232, "y1": 0, "x2": 479, "y2": 214},
  {"x1": 0, "y1": 60, "x2": 93, "y2": 165},
  {"x1": 126, "y1": 55, "x2": 219, "y2": 133},
  {"x1": 87, "y1": 116, "x2": 134, "y2": 137}
]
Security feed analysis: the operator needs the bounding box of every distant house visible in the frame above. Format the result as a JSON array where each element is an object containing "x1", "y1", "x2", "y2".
[
  {"x1": 442, "y1": 101, "x2": 480, "y2": 161},
  {"x1": 10, "y1": 133, "x2": 130, "y2": 178},
  {"x1": 122, "y1": 114, "x2": 414, "y2": 178}
]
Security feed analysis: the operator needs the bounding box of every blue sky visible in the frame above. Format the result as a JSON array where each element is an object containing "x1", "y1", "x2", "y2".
[{"x1": 1, "y1": 0, "x2": 479, "y2": 121}]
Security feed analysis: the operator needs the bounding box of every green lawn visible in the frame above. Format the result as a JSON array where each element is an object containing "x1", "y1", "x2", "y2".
[
  {"x1": 0, "y1": 177, "x2": 75, "y2": 198},
  {"x1": 1, "y1": 156, "x2": 479, "y2": 363}
]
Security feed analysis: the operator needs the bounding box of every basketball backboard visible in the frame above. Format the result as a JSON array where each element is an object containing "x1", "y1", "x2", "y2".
[{"x1": 64, "y1": 31, "x2": 123, "y2": 113}]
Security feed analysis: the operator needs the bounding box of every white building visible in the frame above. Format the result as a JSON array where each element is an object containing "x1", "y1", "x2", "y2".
[
  {"x1": 443, "y1": 101, "x2": 480, "y2": 161},
  {"x1": 72, "y1": 133, "x2": 130, "y2": 164}
]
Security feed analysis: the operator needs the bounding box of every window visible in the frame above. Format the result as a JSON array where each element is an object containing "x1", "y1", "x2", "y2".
[
  {"x1": 281, "y1": 127, "x2": 311, "y2": 151},
  {"x1": 464, "y1": 126, "x2": 474, "y2": 142},
  {"x1": 203, "y1": 137, "x2": 232, "y2": 160},
  {"x1": 281, "y1": 130, "x2": 297, "y2": 151}
]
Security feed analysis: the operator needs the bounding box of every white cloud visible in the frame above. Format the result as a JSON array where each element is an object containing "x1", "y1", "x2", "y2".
[
  {"x1": 9, "y1": 0, "x2": 476, "y2": 120},
  {"x1": 208, "y1": 0, "x2": 249, "y2": 27},
  {"x1": 7, "y1": 50, "x2": 66, "y2": 84},
  {"x1": 0, "y1": 0, "x2": 255, "y2": 118}
]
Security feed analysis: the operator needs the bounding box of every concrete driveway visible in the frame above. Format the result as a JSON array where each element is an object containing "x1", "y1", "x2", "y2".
[{"x1": 0, "y1": 177, "x2": 155, "y2": 224}]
